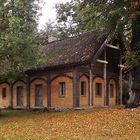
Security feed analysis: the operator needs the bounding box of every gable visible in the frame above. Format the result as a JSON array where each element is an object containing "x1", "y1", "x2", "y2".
[{"x1": 39, "y1": 30, "x2": 108, "y2": 68}]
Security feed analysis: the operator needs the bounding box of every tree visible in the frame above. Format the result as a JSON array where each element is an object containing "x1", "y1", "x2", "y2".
[
  {"x1": 55, "y1": 1, "x2": 84, "y2": 38},
  {"x1": 0, "y1": 0, "x2": 43, "y2": 83},
  {"x1": 54, "y1": 0, "x2": 140, "y2": 107},
  {"x1": 39, "y1": 20, "x2": 60, "y2": 43}
]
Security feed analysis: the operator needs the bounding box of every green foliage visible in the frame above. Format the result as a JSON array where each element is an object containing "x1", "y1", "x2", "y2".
[
  {"x1": 42, "y1": 1, "x2": 83, "y2": 39},
  {"x1": 124, "y1": 51, "x2": 140, "y2": 71},
  {"x1": 55, "y1": 1, "x2": 79, "y2": 38},
  {"x1": 53, "y1": 0, "x2": 140, "y2": 70},
  {"x1": 0, "y1": 0, "x2": 44, "y2": 82},
  {"x1": 39, "y1": 20, "x2": 60, "y2": 43}
]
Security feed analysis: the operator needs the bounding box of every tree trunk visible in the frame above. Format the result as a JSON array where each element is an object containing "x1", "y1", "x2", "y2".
[
  {"x1": 133, "y1": 66, "x2": 140, "y2": 104},
  {"x1": 126, "y1": 71, "x2": 135, "y2": 107},
  {"x1": 127, "y1": 67, "x2": 140, "y2": 108},
  {"x1": 126, "y1": 2, "x2": 140, "y2": 108}
]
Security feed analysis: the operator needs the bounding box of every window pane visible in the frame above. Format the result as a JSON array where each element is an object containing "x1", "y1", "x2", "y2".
[
  {"x1": 17, "y1": 86, "x2": 23, "y2": 106},
  {"x1": 110, "y1": 84, "x2": 114, "y2": 97},
  {"x1": 2, "y1": 88, "x2": 6, "y2": 99},
  {"x1": 96, "y1": 83, "x2": 102, "y2": 96},
  {"x1": 35, "y1": 84, "x2": 43, "y2": 106},
  {"x1": 81, "y1": 81, "x2": 86, "y2": 95},
  {"x1": 59, "y1": 82, "x2": 65, "y2": 96}
]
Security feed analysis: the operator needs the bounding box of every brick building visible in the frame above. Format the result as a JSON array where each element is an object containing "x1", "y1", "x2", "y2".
[{"x1": 0, "y1": 30, "x2": 123, "y2": 110}]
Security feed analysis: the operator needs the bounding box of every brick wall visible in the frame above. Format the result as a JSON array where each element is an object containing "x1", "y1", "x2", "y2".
[
  {"x1": 51, "y1": 76, "x2": 73, "y2": 108},
  {"x1": 0, "y1": 75, "x2": 117, "y2": 109},
  {"x1": 0, "y1": 83, "x2": 10, "y2": 107},
  {"x1": 13, "y1": 81, "x2": 27, "y2": 109},
  {"x1": 30, "y1": 78, "x2": 47, "y2": 108},
  {"x1": 109, "y1": 79, "x2": 116, "y2": 106},
  {"x1": 79, "y1": 75, "x2": 89, "y2": 107},
  {"x1": 93, "y1": 77, "x2": 104, "y2": 107}
]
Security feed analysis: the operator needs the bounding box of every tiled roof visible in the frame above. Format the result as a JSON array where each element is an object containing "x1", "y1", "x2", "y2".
[{"x1": 39, "y1": 30, "x2": 107, "y2": 68}]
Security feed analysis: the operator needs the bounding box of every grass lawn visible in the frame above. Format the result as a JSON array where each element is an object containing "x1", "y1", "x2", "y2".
[{"x1": 0, "y1": 107, "x2": 140, "y2": 140}]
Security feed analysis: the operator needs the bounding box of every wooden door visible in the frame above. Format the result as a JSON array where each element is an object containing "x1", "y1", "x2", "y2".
[
  {"x1": 17, "y1": 86, "x2": 23, "y2": 106},
  {"x1": 35, "y1": 85, "x2": 43, "y2": 107}
]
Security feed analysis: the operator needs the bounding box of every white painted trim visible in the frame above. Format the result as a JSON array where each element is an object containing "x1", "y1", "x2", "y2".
[
  {"x1": 106, "y1": 44, "x2": 120, "y2": 50},
  {"x1": 96, "y1": 59, "x2": 108, "y2": 64},
  {"x1": 89, "y1": 69, "x2": 93, "y2": 106},
  {"x1": 118, "y1": 64, "x2": 125, "y2": 68}
]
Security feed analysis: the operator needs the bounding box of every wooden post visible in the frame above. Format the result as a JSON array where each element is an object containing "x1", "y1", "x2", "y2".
[
  {"x1": 106, "y1": 78, "x2": 109, "y2": 106},
  {"x1": 26, "y1": 77, "x2": 30, "y2": 111},
  {"x1": 116, "y1": 80, "x2": 120, "y2": 105},
  {"x1": 118, "y1": 51, "x2": 124, "y2": 105},
  {"x1": 73, "y1": 69, "x2": 80, "y2": 108},
  {"x1": 119, "y1": 55, "x2": 123, "y2": 105},
  {"x1": 47, "y1": 74, "x2": 51, "y2": 108},
  {"x1": 89, "y1": 68, "x2": 93, "y2": 106},
  {"x1": 119, "y1": 67, "x2": 123, "y2": 105},
  {"x1": 10, "y1": 83, "x2": 13, "y2": 109},
  {"x1": 104, "y1": 47, "x2": 107, "y2": 106}
]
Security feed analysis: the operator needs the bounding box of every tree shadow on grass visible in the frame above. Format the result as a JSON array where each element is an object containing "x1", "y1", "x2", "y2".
[{"x1": 0, "y1": 109, "x2": 43, "y2": 119}]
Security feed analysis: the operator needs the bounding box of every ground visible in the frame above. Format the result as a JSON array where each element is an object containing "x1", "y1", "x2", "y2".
[{"x1": 0, "y1": 107, "x2": 140, "y2": 140}]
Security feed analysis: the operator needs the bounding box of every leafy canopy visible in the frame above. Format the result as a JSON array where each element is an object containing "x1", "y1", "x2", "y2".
[
  {"x1": 0, "y1": 0, "x2": 44, "y2": 82},
  {"x1": 53, "y1": 0, "x2": 140, "y2": 69}
]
